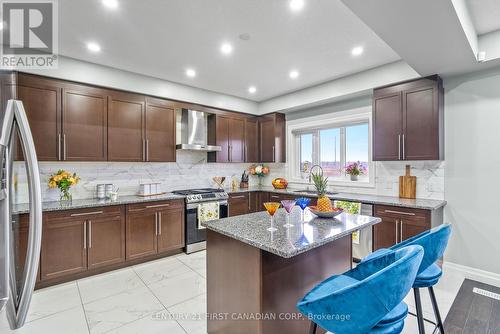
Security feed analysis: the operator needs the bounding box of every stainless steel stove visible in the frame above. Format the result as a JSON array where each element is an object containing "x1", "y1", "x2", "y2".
[{"x1": 172, "y1": 188, "x2": 229, "y2": 253}]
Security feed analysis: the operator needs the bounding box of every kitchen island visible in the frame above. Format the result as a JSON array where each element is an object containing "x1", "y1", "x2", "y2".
[{"x1": 202, "y1": 208, "x2": 381, "y2": 334}]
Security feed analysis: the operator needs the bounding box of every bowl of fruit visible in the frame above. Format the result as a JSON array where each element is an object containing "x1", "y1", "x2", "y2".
[
  {"x1": 309, "y1": 206, "x2": 343, "y2": 218},
  {"x1": 309, "y1": 171, "x2": 343, "y2": 218},
  {"x1": 272, "y1": 178, "x2": 288, "y2": 189}
]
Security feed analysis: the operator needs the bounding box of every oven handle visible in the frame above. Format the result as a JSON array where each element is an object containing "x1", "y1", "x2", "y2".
[{"x1": 187, "y1": 200, "x2": 228, "y2": 210}]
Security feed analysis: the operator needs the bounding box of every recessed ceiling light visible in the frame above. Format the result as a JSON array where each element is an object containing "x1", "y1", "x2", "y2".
[
  {"x1": 248, "y1": 86, "x2": 257, "y2": 94},
  {"x1": 220, "y1": 42, "x2": 233, "y2": 55},
  {"x1": 185, "y1": 68, "x2": 196, "y2": 78},
  {"x1": 290, "y1": 0, "x2": 305, "y2": 11},
  {"x1": 102, "y1": 0, "x2": 118, "y2": 9},
  {"x1": 86, "y1": 42, "x2": 101, "y2": 53},
  {"x1": 351, "y1": 46, "x2": 364, "y2": 56},
  {"x1": 289, "y1": 70, "x2": 299, "y2": 79}
]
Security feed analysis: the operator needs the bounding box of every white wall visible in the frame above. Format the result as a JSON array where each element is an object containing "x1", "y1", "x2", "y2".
[
  {"x1": 444, "y1": 68, "x2": 500, "y2": 275},
  {"x1": 23, "y1": 56, "x2": 258, "y2": 114}
]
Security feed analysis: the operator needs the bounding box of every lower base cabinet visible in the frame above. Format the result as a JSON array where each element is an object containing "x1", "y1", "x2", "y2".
[
  {"x1": 373, "y1": 205, "x2": 431, "y2": 251},
  {"x1": 16, "y1": 199, "x2": 184, "y2": 288},
  {"x1": 41, "y1": 206, "x2": 125, "y2": 280},
  {"x1": 228, "y1": 193, "x2": 250, "y2": 217},
  {"x1": 126, "y1": 200, "x2": 185, "y2": 260}
]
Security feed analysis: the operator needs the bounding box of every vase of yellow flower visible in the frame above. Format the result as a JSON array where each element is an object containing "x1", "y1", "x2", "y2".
[{"x1": 48, "y1": 170, "x2": 80, "y2": 202}]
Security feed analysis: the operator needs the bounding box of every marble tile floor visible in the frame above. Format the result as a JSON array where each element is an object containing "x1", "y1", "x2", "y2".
[{"x1": 0, "y1": 251, "x2": 465, "y2": 334}]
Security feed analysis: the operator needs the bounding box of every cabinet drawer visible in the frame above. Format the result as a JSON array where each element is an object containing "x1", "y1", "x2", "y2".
[
  {"x1": 374, "y1": 205, "x2": 430, "y2": 221},
  {"x1": 126, "y1": 199, "x2": 184, "y2": 213},
  {"x1": 45, "y1": 205, "x2": 123, "y2": 221},
  {"x1": 228, "y1": 193, "x2": 250, "y2": 217}
]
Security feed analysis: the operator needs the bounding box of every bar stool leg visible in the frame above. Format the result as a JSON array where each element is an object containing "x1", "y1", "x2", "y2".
[
  {"x1": 309, "y1": 321, "x2": 318, "y2": 334},
  {"x1": 428, "y1": 286, "x2": 445, "y2": 334},
  {"x1": 414, "y1": 288, "x2": 426, "y2": 334}
]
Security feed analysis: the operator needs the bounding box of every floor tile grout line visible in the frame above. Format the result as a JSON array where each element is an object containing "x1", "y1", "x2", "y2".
[
  {"x1": 75, "y1": 280, "x2": 92, "y2": 334},
  {"x1": 131, "y1": 265, "x2": 189, "y2": 334}
]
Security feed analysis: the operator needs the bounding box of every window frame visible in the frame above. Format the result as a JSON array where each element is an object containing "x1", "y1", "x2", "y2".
[{"x1": 287, "y1": 109, "x2": 375, "y2": 188}]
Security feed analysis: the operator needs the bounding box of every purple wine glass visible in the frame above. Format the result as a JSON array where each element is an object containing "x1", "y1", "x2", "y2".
[
  {"x1": 295, "y1": 197, "x2": 311, "y2": 222},
  {"x1": 281, "y1": 200, "x2": 296, "y2": 227}
]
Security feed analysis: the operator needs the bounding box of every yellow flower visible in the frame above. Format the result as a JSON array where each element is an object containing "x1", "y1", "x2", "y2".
[{"x1": 48, "y1": 181, "x2": 57, "y2": 188}]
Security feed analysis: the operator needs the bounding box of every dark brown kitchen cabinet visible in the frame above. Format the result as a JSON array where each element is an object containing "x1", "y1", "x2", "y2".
[
  {"x1": 126, "y1": 200, "x2": 185, "y2": 260},
  {"x1": 245, "y1": 118, "x2": 259, "y2": 163},
  {"x1": 373, "y1": 205, "x2": 431, "y2": 251},
  {"x1": 259, "y1": 113, "x2": 286, "y2": 163},
  {"x1": 249, "y1": 191, "x2": 269, "y2": 213},
  {"x1": 62, "y1": 85, "x2": 108, "y2": 161},
  {"x1": 15, "y1": 214, "x2": 40, "y2": 283},
  {"x1": 373, "y1": 75, "x2": 443, "y2": 161},
  {"x1": 16, "y1": 75, "x2": 62, "y2": 161},
  {"x1": 145, "y1": 97, "x2": 176, "y2": 162},
  {"x1": 157, "y1": 207, "x2": 185, "y2": 253},
  {"x1": 41, "y1": 214, "x2": 87, "y2": 280},
  {"x1": 208, "y1": 115, "x2": 245, "y2": 163},
  {"x1": 228, "y1": 193, "x2": 250, "y2": 217},
  {"x1": 41, "y1": 206, "x2": 125, "y2": 280},
  {"x1": 87, "y1": 209, "x2": 126, "y2": 270},
  {"x1": 108, "y1": 91, "x2": 145, "y2": 161}
]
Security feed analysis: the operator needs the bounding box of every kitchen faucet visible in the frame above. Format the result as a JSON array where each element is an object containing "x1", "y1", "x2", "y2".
[{"x1": 307, "y1": 164, "x2": 324, "y2": 190}]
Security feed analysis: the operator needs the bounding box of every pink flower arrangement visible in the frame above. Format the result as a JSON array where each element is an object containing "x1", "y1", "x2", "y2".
[
  {"x1": 249, "y1": 164, "x2": 270, "y2": 178},
  {"x1": 345, "y1": 161, "x2": 367, "y2": 176}
]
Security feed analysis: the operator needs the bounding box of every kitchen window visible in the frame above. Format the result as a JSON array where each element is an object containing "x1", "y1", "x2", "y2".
[{"x1": 290, "y1": 112, "x2": 373, "y2": 186}]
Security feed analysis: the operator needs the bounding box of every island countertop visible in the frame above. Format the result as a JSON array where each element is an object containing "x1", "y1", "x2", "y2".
[{"x1": 201, "y1": 208, "x2": 381, "y2": 258}]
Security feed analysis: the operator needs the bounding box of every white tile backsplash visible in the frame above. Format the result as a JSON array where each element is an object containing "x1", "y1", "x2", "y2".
[
  {"x1": 13, "y1": 150, "x2": 444, "y2": 204},
  {"x1": 13, "y1": 151, "x2": 286, "y2": 203}
]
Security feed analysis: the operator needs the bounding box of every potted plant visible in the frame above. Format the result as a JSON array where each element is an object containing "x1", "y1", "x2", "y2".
[
  {"x1": 48, "y1": 169, "x2": 80, "y2": 201},
  {"x1": 345, "y1": 161, "x2": 367, "y2": 181},
  {"x1": 249, "y1": 164, "x2": 270, "y2": 186}
]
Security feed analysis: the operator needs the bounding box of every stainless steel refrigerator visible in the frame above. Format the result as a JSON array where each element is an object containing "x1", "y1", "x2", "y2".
[{"x1": 0, "y1": 100, "x2": 42, "y2": 329}]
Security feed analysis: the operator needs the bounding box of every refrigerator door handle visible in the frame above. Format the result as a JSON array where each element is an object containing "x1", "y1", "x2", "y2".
[{"x1": 3, "y1": 100, "x2": 43, "y2": 330}]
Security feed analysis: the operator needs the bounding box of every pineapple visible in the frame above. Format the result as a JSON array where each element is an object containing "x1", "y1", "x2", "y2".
[{"x1": 312, "y1": 172, "x2": 333, "y2": 211}]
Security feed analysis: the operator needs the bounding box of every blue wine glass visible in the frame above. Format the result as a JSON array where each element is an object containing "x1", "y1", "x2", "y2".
[{"x1": 295, "y1": 197, "x2": 311, "y2": 222}]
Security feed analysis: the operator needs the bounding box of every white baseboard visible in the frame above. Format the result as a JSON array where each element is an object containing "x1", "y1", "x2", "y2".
[{"x1": 443, "y1": 261, "x2": 500, "y2": 288}]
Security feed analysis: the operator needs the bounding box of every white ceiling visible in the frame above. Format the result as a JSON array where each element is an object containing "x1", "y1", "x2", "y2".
[
  {"x1": 467, "y1": 0, "x2": 500, "y2": 35},
  {"x1": 58, "y1": 0, "x2": 400, "y2": 102}
]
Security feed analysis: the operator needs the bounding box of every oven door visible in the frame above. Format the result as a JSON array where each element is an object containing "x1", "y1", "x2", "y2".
[{"x1": 186, "y1": 200, "x2": 228, "y2": 246}]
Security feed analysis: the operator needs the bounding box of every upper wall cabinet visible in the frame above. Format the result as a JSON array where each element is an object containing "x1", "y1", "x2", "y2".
[
  {"x1": 145, "y1": 97, "x2": 176, "y2": 162},
  {"x1": 259, "y1": 113, "x2": 286, "y2": 163},
  {"x1": 245, "y1": 118, "x2": 259, "y2": 163},
  {"x1": 373, "y1": 75, "x2": 444, "y2": 161},
  {"x1": 16, "y1": 74, "x2": 62, "y2": 161},
  {"x1": 62, "y1": 84, "x2": 108, "y2": 161},
  {"x1": 207, "y1": 115, "x2": 245, "y2": 163},
  {"x1": 107, "y1": 91, "x2": 145, "y2": 162}
]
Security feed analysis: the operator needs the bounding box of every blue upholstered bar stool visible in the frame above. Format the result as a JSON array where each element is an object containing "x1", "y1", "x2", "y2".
[
  {"x1": 364, "y1": 224, "x2": 452, "y2": 334},
  {"x1": 297, "y1": 245, "x2": 424, "y2": 334}
]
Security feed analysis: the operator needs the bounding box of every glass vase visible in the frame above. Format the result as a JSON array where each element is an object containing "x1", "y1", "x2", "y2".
[{"x1": 60, "y1": 189, "x2": 72, "y2": 202}]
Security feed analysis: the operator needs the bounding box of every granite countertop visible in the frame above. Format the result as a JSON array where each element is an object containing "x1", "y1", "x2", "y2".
[
  {"x1": 229, "y1": 186, "x2": 446, "y2": 210},
  {"x1": 12, "y1": 193, "x2": 185, "y2": 214},
  {"x1": 202, "y1": 208, "x2": 381, "y2": 258}
]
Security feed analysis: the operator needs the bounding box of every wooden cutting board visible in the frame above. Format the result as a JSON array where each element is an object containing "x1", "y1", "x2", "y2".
[{"x1": 399, "y1": 165, "x2": 416, "y2": 199}]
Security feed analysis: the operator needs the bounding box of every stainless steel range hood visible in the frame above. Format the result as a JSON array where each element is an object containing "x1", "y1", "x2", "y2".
[{"x1": 176, "y1": 109, "x2": 222, "y2": 152}]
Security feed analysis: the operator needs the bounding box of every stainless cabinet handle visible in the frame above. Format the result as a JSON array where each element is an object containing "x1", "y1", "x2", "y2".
[
  {"x1": 158, "y1": 212, "x2": 161, "y2": 235},
  {"x1": 230, "y1": 195, "x2": 246, "y2": 199},
  {"x1": 142, "y1": 139, "x2": 146, "y2": 161},
  {"x1": 398, "y1": 134, "x2": 401, "y2": 160},
  {"x1": 229, "y1": 145, "x2": 232, "y2": 162},
  {"x1": 71, "y1": 210, "x2": 103, "y2": 217},
  {"x1": 400, "y1": 220, "x2": 403, "y2": 243},
  {"x1": 88, "y1": 220, "x2": 92, "y2": 249},
  {"x1": 146, "y1": 203, "x2": 170, "y2": 209},
  {"x1": 402, "y1": 134, "x2": 405, "y2": 160},
  {"x1": 155, "y1": 212, "x2": 158, "y2": 236},
  {"x1": 395, "y1": 219, "x2": 399, "y2": 243},
  {"x1": 83, "y1": 221, "x2": 87, "y2": 249},
  {"x1": 384, "y1": 209, "x2": 416, "y2": 216},
  {"x1": 270, "y1": 195, "x2": 280, "y2": 199},
  {"x1": 146, "y1": 139, "x2": 149, "y2": 161},
  {"x1": 63, "y1": 134, "x2": 66, "y2": 160},
  {"x1": 57, "y1": 133, "x2": 61, "y2": 160},
  {"x1": 272, "y1": 146, "x2": 275, "y2": 162}
]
